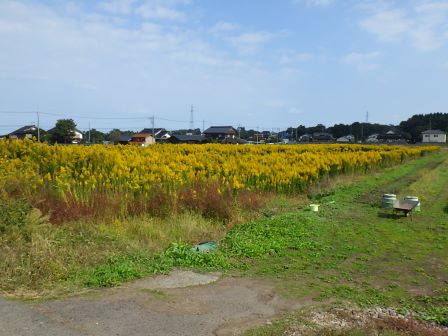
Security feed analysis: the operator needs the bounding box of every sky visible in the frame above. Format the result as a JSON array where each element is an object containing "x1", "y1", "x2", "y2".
[{"x1": 0, "y1": 0, "x2": 447, "y2": 133}]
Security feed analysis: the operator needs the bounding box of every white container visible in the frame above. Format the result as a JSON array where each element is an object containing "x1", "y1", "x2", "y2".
[
  {"x1": 310, "y1": 204, "x2": 320, "y2": 212},
  {"x1": 404, "y1": 196, "x2": 420, "y2": 212},
  {"x1": 381, "y1": 194, "x2": 397, "y2": 209}
]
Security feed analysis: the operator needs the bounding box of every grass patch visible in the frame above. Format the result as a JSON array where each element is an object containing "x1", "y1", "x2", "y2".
[
  {"x1": 0, "y1": 212, "x2": 228, "y2": 296},
  {"x1": 241, "y1": 151, "x2": 448, "y2": 331}
]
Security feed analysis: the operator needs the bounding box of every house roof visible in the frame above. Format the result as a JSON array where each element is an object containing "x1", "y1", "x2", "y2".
[
  {"x1": 118, "y1": 134, "x2": 132, "y2": 142},
  {"x1": 336, "y1": 136, "x2": 351, "y2": 142},
  {"x1": 422, "y1": 129, "x2": 445, "y2": 134},
  {"x1": 9, "y1": 125, "x2": 38, "y2": 135},
  {"x1": 47, "y1": 127, "x2": 83, "y2": 134},
  {"x1": 171, "y1": 134, "x2": 204, "y2": 142},
  {"x1": 203, "y1": 126, "x2": 237, "y2": 134},
  {"x1": 222, "y1": 137, "x2": 248, "y2": 144},
  {"x1": 140, "y1": 128, "x2": 166, "y2": 136}
]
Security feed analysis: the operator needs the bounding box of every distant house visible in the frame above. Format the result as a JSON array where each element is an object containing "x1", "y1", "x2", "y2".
[
  {"x1": 252, "y1": 133, "x2": 266, "y2": 143},
  {"x1": 140, "y1": 128, "x2": 170, "y2": 142},
  {"x1": 299, "y1": 134, "x2": 313, "y2": 142},
  {"x1": 421, "y1": 129, "x2": 446, "y2": 143},
  {"x1": 72, "y1": 130, "x2": 83, "y2": 144},
  {"x1": 47, "y1": 127, "x2": 83, "y2": 144},
  {"x1": 366, "y1": 134, "x2": 379, "y2": 143},
  {"x1": 222, "y1": 137, "x2": 248, "y2": 144},
  {"x1": 377, "y1": 129, "x2": 406, "y2": 143},
  {"x1": 117, "y1": 134, "x2": 132, "y2": 145},
  {"x1": 261, "y1": 131, "x2": 271, "y2": 139},
  {"x1": 167, "y1": 134, "x2": 204, "y2": 144},
  {"x1": 336, "y1": 135, "x2": 355, "y2": 143},
  {"x1": 129, "y1": 133, "x2": 155, "y2": 146},
  {"x1": 8, "y1": 125, "x2": 41, "y2": 139},
  {"x1": 312, "y1": 132, "x2": 334, "y2": 142},
  {"x1": 203, "y1": 126, "x2": 237, "y2": 141}
]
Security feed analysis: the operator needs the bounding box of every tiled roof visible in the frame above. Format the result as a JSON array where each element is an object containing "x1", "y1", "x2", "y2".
[
  {"x1": 203, "y1": 126, "x2": 237, "y2": 134},
  {"x1": 171, "y1": 134, "x2": 204, "y2": 141},
  {"x1": 422, "y1": 129, "x2": 445, "y2": 134},
  {"x1": 118, "y1": 134, "x2": 132, "y2": 142},
  {"x1": 9, "y1": 125, "x2": 37, "y2": 135}
]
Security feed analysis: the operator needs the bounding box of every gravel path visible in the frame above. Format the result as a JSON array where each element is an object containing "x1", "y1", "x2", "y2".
[{"x1": 0, "y1": 271, "x2": 298, "y2": 336}]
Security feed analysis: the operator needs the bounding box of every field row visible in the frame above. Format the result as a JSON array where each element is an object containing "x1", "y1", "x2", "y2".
[{"x1": 0, "y1": 140, "x2": 438, "y2": 221}]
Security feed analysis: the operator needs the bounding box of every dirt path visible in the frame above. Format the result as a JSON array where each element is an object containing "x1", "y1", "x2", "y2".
[{"x1": 1, "y1": 271, "x2": 301, "y2": 336}]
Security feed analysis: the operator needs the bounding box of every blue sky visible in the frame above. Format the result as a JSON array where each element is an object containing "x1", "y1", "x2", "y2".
[{"x1": 0, "y1": 0, "x2": 447, "y2": 133}]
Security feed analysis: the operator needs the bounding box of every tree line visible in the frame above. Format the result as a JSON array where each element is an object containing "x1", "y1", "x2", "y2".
[{"x1": 22, "y1": 112, "x2": 448, "y2": 143}]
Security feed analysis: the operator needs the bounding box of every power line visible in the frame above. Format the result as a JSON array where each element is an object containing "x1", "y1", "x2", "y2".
[
  {"x1": 0, "y1": 110, "x2": 296, "y2": 131},
  {"x1": 0, "y1": 110, "x2": 150, "y2": 120},
  {"x1": 0, "y1": 111, "x2": 36, "y2": 114}
]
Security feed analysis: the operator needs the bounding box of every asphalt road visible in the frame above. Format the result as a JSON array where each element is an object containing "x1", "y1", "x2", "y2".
[{"x1": 0, "y1": 271, "x2": 296, "y2": 336}]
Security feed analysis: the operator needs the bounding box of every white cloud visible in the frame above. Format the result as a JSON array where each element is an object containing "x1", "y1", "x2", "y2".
[
  {"x1": 228, "y1": 31, "x2": 275, "y2": 53},
  {"x1": 265, "y1": 100, "x2": 287, "y2": 108},
  {"x1": 209, "y1": 21, "x2": 240, "y2": 34},
  {"x1": 0, "y1": 0, "x2": 304, "y2": 130},
  {"x1": 359, "y1": 2, "x2": 448, "y2": 51},
  {"x1": 280, "y1": 52, "x2": 313, "y2": 64},
  {"x1": 415, "y1": 2, "x2": 448, "y2": 13},
  {"x1": 136, "y1": 4, "x2": 186, "y2": 20},
  {"x1": 287, "y1": 107, "x2": 303, "y2": 115},
  {"x1": 228, "y1": 31, "x2": 288, "y2": 53},
  {"x1": 99, "y1": 0, "x2": 137, "y2": 15},
  {"x1": 360, "y1": 9, "x2": 412, "y2": 42},
  {"x1": 98, "y1": 0, "x2": 191, "y2": 21},
  {"x1": 292, "y1": 0, "x2": 334, "y2": 8},
  {"x1": 343, "y1": 51, "x2": 382, "y2": 71}
]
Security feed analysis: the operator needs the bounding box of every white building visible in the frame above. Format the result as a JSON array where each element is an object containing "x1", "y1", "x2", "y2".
[
  {"x1": 366, "y1": 134, "x2": 379, "y2": 143},
  {"x1": 72, "y1": 129, "x2": 84, "y2": 144},
  {"x1": 421, "y1": 129, "x2": 447, "y2": 143}
]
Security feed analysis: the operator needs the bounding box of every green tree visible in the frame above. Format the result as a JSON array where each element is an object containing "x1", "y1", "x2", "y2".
[
  {"x1": 86, "y1": 129, "x2": 106, "y2": 144},
  {"x1": 399, "y1": 113, "x2": 448, "y2": 142},
  {"x1": 106, "y1": 129, "x2": 134, "y2": 143},
  {"x1": 52, "y1": 119, "x2": 77, "y2": 144}
]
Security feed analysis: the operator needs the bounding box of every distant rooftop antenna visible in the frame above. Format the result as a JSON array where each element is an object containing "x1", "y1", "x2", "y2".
[{"x1": 189, "y1": 104, "x2": 194, "y2": 130}]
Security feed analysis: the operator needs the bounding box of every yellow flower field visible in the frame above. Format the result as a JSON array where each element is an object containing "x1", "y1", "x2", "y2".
[{"x1": 0, "y1": 140, "x2": 437, "y2": 204}]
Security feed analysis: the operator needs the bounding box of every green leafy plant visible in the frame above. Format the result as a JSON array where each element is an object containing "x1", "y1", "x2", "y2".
[{"x1": 0, "y1": 197, "x2": 33, "y2": 232}]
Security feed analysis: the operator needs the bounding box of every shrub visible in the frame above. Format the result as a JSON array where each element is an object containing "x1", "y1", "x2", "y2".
[{"x1": 0, "y1": 197, "x2": 33, "y2": 232}]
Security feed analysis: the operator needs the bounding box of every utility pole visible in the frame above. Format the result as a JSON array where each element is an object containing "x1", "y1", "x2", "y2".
[
  {"x1": 202, "y1": 120, "x2": 205, "y2": 133},
  {"x1": 88, "y1": 122, "x2": 91, "y2": 143},
  {"x1": 36, "y1": 111, "x2": 40, "y2": 142},
  {"x1": 151, "y1": 115, "x2": 155, "y2": 141},
  {"x1": 189, "y1": 105, "x2": 194, "y2": 131}
]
